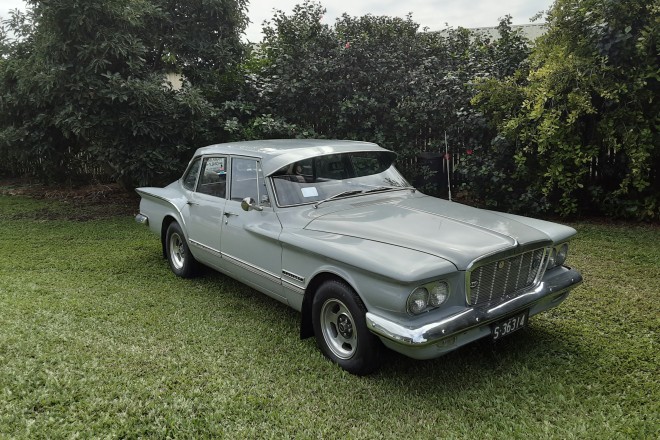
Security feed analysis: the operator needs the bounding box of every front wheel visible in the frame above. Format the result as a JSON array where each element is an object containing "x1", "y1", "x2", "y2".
[
  {"x1": 312, "y1": 280, "x2": 381, "y2": 375},
  {"x1": 165, "y1": 222, "x2": 198, "y2": 278}
]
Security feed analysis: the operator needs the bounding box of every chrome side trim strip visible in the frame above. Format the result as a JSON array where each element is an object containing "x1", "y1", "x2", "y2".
[
  {"x1": 282, "y1": 279, "x2": 305, "y2": 296},
  {"x1": 222, "y1": 252, "x2": 281, "y2": 284},
  {"x1": 189, "y1": 240, "x2": 222, "y2": 257}
]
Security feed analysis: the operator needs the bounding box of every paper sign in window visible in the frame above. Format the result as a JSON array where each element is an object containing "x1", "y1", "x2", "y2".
[{"x1": 301, "y1": 187, "x2": 319, "y2": 198}]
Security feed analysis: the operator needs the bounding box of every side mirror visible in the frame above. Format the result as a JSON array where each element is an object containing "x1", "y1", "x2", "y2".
[{"x1": 241, "y1": 197, "x2": 263, "y2": 212}]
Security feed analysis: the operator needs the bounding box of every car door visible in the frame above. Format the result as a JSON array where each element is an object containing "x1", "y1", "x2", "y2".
[
  {"x1": 185, "y1": 156, "x2": 228, "y2": 269},
  {"x1": 220, "y1": 156, "x2": 285, "y2": 302}
]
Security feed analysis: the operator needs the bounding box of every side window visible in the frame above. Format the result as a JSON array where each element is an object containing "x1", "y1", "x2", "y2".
[
  {"x1": 197, "y1": 157, "x2": 227, "y2": 198},
  {"x1": 230, "y1": 158, "x2": 267, "y2": 204},
  {"x1": 351, "y1": 153, "x2": 388, "y2": 177},
  {"x1": 182, "y1": 157, "x2": 202, "y2": 191}
]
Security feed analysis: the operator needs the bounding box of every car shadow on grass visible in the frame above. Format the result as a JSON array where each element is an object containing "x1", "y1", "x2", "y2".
[{"x1": 374, "y1": 322, "x2": 590, "y2": 393}]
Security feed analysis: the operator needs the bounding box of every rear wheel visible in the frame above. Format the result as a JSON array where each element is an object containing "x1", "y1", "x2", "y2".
[
  {"x1": 312, "y1": 280, "x2": 381, "y2": 375},
  {"x1": 165, "y1": 222, "x2": 198, "y2": 278}
]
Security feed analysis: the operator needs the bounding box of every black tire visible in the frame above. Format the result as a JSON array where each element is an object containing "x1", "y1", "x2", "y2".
[
  {"x1": 165, "y1": 222, "x2": 198, "y2": 278},
  {"x1": 312, "y1": 280, "x2": 381, "y2": 375}
]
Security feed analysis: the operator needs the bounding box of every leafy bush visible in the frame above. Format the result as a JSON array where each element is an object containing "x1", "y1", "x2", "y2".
[
  {"x1": 473, "y1": 0, "x2": 659, "y2": 219},
  {"x1": 1, "y1": 0, "x2": 656, "y2": 220},
  {"x1": 0, "y1": 0, "x2": 247, "y2": 186},
  {"x1": 241, "y1": 2, "x2": 529, "y2": 190}
]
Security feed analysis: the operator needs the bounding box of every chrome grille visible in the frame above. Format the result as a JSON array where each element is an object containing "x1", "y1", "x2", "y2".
[{"x1": 468, "y1": 248, "x2": 546, "y2": 306}]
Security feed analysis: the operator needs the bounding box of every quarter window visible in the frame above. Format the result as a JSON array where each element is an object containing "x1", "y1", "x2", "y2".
[{"x1": 182, "y1": 157, "x2": 202, "y2": 191}]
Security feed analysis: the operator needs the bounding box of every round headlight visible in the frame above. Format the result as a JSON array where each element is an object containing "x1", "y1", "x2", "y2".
[
  {"x1": 429, "y1": 282, "x2": 449, "y2": 307},
  {"x1": 407, "y1": 287, "x2": 429, "y2": 315},
  {"x1": 555, "y1": 243, "x2": 569, "y2": 266}
]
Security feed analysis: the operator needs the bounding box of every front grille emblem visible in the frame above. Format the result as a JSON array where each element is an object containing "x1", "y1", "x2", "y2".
[
  {"x1": 470, "y1": 280, "x2": 479, "y2": 289},
  {"x1": 497, "y1": 261, "x2": 506, "y2": 269}
]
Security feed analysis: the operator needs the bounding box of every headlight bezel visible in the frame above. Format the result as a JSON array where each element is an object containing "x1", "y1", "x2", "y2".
[
  {"x1": 406, "y1": 280, "x2": 450, "y2": 315},
  {"x1": 406, "y1": 287, "x2": 429, "y2": 315},
  {"x1": 547, "y1": 242, "x2": 570, "y2": 269},
  {"x1": 555, "y1": 243, "x2": 569, "y2": 267}
]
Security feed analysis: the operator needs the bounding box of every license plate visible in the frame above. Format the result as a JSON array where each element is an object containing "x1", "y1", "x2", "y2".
[{"x1": 492, "y1": 310, "x2": 528, "y2": 341}]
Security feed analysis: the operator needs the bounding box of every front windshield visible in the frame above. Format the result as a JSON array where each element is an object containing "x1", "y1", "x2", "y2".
[{"x1": 271, "y1": 151, "x2": 411, "y2": 207}]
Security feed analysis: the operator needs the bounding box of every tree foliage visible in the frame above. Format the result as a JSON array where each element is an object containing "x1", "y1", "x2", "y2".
[
  {"x1": 473, "y1": 0, "x2": 659, "y2": 219},
  {"x1": 0, "y1": 0, "x2": 247, "y2": 186},
  {"x1": 1, "y1": 0, "x2": 656, "y2": 220},
  {"x1": 230, "y1": 2, "x2": 529, "y2": 190}
]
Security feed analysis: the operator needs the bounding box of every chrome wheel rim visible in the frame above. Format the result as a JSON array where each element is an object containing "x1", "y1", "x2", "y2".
[
  {"x1": 169, "y1": 232, "x2": 185, "y2": 270},
  {"x1": 320, "y1": 298, "x2": 357, "y2": 360}
]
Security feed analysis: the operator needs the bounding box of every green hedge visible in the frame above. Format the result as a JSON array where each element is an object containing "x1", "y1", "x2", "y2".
[{"x1": 1, "y1": 0, "x2": 657, "y2": 219}]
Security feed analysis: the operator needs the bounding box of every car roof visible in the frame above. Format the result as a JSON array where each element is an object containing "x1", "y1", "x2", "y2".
[{"x1": 194, "y1": 139, "x2": 393, "y2": 176}]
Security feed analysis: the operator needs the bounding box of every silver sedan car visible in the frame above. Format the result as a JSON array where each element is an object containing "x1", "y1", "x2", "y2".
[{"x1": 136, "y1": 139, "x2": 582, "y2": 375}]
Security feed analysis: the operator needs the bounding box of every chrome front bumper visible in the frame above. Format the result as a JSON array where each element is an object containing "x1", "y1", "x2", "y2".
[{"x1": 366, "y1": 266, "x2": 582, "y2": 352}]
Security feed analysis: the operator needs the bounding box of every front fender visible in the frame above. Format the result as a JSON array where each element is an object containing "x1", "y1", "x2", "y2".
[
  {"x1": 280, "y1": 229, "x2": 457, "y2": 316},
  {"x1": 280, "y1": 229, "x2": 456, "y2": 285}
]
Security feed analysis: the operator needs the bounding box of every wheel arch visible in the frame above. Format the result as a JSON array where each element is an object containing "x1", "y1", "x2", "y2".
[
  {"x1": 300, "y1": 271, "x2": 362, "y2": 340},
  {"x1": 161, "y1": 215, "x2": 178, "y2": 259}
]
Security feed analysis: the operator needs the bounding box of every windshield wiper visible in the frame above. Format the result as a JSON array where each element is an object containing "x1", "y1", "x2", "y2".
[
  {"x1": 362, "y1": 185, "x2": 416, "y2": 194},
  {"x1": 313, "y1": 190, "x2": 363, "y2": 209}
]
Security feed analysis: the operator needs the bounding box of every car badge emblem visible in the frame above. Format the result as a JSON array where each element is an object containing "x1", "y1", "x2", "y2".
[
  {"x1": 498, "y1": 261, "x2": 506, "y2": 269},
  {"x1": 470, "y1": 280, "x2": 479, "y2": 288}
]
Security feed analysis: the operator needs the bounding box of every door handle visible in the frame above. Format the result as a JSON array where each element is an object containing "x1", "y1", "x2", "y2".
[
  {"x1": 223, "y1": 211, "x2": 238, "y2": 224},
  {"x1": 222, "y1": 211, "x2": 238, "y2": 225},
  {"x1": 186, "y1": 201, "x2": 199, "y2": 206}
]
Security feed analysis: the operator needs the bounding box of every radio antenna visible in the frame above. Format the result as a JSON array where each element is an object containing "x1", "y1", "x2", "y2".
[{"x1": 445, "y1": 131, "x2": 452, "y2": 201}]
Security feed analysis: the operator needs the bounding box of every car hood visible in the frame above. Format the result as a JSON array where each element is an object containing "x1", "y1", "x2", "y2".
[{"x1": 303, "y1": 195, "x2": 555, "y2": 270}]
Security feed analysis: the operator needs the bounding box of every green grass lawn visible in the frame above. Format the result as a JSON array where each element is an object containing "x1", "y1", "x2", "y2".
[{"x1": 0, "y1": 195, "x2": 658, "y2": 438}]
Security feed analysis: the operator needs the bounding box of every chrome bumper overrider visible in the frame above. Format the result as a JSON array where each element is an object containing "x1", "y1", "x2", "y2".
[{"x1": 366, "y1": 267, "x2": 582, "y2": 347}]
